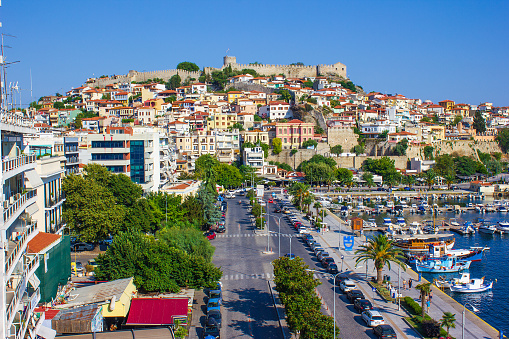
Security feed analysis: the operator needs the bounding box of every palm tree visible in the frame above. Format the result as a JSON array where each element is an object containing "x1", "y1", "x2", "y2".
[
  {"x1": 289, "y1": 182, "x2": 310, "y2": 210},
  {"x1": 302, "y1": 194, "x2": 314, "y2": 214},
  {"x1": 415, "y1": 282, "x2": 432, "y2": 318},
  {"x1": 440, "y1": 311, "x2": 456, "y2": 338},
  {"x1": 362, "y1": 172, "x2": 375, "y2": 189},
  {"x1": 313, "y1": 202, "x2": 321, "y2": 219},
  {"x1": 354, "y1": 234, "x2": 405, "y2": 284},
  {"x1": 423, "y1": 169, "x2": 437, "y2": 190},
  {"x1": 402, "y1": 175, "x2": 416, "y2": 189},
  {"x1": 444, "y1": 173, "x2": 456, "y2": 190}
]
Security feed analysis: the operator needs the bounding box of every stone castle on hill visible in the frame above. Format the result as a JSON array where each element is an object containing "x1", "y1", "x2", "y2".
[{"x1": 85, "y1": 56, "x2": 347, "y2": 88}]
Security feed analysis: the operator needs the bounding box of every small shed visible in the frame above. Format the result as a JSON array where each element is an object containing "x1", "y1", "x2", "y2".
[
  {"x1": 52, "y1": 304, "x2": 103, "y2": 334},
  {"x1": 351, "y1": 217, "x2": 363, "y2": 231}
]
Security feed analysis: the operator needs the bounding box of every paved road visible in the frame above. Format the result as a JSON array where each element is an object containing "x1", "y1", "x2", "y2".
[
  {"x1": 202, "y1": 195, "x2": 283, "y2": 339},
  {"x1": 262, "y1": 192, "x2": 376, "y2": 339}
]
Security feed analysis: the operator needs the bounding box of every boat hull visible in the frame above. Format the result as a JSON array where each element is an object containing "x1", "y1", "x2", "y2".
[{"x1": 450, "y1": 282, "x2": 493, "y2": 293}]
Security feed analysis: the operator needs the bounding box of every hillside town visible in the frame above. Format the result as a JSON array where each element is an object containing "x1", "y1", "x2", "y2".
[{"x1": 1, "y1": 57, "x2": 509, "y2": 339}]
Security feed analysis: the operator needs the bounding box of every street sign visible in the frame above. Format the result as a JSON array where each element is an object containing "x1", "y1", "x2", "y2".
[
  {"x1": 343, "y1": 236, "x2": 354, "y2": 251},
  {"x1": 372, "y1": 287, "x2": 376, "y2": 292}
]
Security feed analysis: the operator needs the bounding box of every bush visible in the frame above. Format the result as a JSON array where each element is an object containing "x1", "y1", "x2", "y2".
[
  {"x1": 421, "y1": 319, "x2": 441, "y2": 337},
  {"x1": 256, "y1": 217, "x2": 265, "y2": 229},
  {"x1": 290, "y1": 149, "x2": 298, "y2": 155},
  {"x1": 404, "y1": 296, "x2": 422, "y2": 315}
]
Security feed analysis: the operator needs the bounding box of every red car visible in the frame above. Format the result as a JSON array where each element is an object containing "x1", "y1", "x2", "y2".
[
  {"x1": 294, "y1": 221, "x2": 302, "y2": 230},
  {"x1": 268, "y1": 199, "x2": 273, "y2": 203},
  {"x1": 204, "y1": 231, "x2": 216, "y2": 240}
]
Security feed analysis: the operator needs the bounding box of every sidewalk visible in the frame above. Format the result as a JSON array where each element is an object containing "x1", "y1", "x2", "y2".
[{"x1": 316, "y1": 207, "x2": 499, "y2": 339}]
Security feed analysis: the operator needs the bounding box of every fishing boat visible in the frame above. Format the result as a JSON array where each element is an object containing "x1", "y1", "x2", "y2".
[
  {"x1": 497, "y1": 221, "x2": 509, "y2": 234},
  {"x1": 392, "y1": 233, "x2": 455, "y2": 253},
  {"x1": 450, "y1": 273, "x2": 493, "y2": 293},
  {"x1": 478, "y1": 222, "x2": 497, "y2": 234},
  {"x1": 415, "y1": 256, "x2": 471, "y2": 273},
  {"x1": 453, "y1": 221, "x2": 476, "y2": 235},
  {"x1": 408, "y1": 243, "x2": 488, "y2": 264},
  {"x1": 499, "y1": 206, "x2": 508, "y2": 213}
]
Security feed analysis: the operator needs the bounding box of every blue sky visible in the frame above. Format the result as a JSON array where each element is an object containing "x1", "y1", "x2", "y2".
[{"x1": 2, "y1": 0, "x2": 508, "y2": 106}]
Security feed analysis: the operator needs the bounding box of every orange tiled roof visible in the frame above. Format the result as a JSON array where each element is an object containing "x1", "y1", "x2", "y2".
[{"x1": 27, "y1": 232, "x2": 61, "y2": 253}]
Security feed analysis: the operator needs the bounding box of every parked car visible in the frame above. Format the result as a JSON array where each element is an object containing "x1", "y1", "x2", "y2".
[
  {"x1": 321, "y1": 257, "x2": 335, "y2": 268},
  {"x1": 268, "y1": 199, "x2": 273, "y2": 203},
  {"x1": 203, "y1": 321, "x2": 220, "y2": 338},
  {"x1": 75, "y1": 261, "x2": 84, "y2": 272},
  {"x1": 207, "y1": 298, "x2": 221, "y2": 314},
  {"x1": 274, "y1": 207, "x2": 281, "y2": 213},
  {"x1": 204, "y1": 231, "x2": 216, "y2": 240},
  {"x1": 209, "y1": 289, "x2": 222, "y2": 302},
  {"x1": 313, "y1": 246, "x2": 324, "y2": 255},
  {"x1": 206, "y1": 309, "x2": 222, "y2": 329},
  {"x1": 339, "y1": 279, "x2": 356, "y2": 293},
  {"x1": 362, "y1": 310, "x2": 385, "y2": 327},
  {"x1": 354, "y1": 299, "x2": 373, "y2": 313},
  {"x1": 346, "y1": 289, "x2": 365, "y2": 303},
  {"x1": 216, "y1": 225, "x2": 226, "y2": 233},
  {"x1": 327, "y1": 263, "x2": 339, "y2": 274},
  {"x1": 284, "y1": 253, "x2": 296, "y2": 260},
  {"x1": 298, "y1": 227, "x2": 309, "y2": 234},
  {"x1": 373, "y1": 324, "x2": 397, "y2": 338},
  {"x1": 334, "y1": 275, "x2": 348, "y2": 286},
  {"x1": 71, "y1": 242, "x2": 94, "y2": 252},
  {"x1": 317, "y1": 251, "x2": 329, "y2": 262},
  {"x1": 87, "y1": 259, "x2": 99, "y2": 268}
]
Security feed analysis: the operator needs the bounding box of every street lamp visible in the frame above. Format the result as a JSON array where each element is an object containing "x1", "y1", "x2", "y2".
[
  {"x1": 267, "y1": 213, "x2": 283, "y2": 257},
  {"x1": 306, "y1": 269, "x2": 340, "y2": 339},
  {"x1": 341, "y1": 255, "x2": 345, "y2": 272},
  {"x1": 462, "y1": 302, "x2": 479, "y2": 339}
]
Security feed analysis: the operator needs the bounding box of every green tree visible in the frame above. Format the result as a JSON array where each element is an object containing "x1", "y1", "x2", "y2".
[
  {"x1": 95, "y1": 231, "x2": 222, "y2": 293},
  {"x1": 272, "y1": 137, "x2": 282, "y2": 154},
  {"x1": 473, "y1": 111, "x2": 486, "y2": 134},
  {"x1": 383, "y1": 170, "x2": 401, "y2": 188},
  {"x1": 392, "y1": 139, "x2": 409, "y2": 156},
  {"x1": 53, "y1": 101, "x2": 65, "y2": 109},
  {"x1": 415, "y1": 282, "x2": 432, "y2": 318},
  {"x1": 351, "y1": 144, "x2": 365, "y2": 155},
  {"x1": 196, "y1": 184, "x2": 221, "y2": 226},
  {"x1": 157, "y1": 226, "x2": 215, "y2": 262},
  {"x1": 453, "y1": 156, "x2": 478, "y2": 176},
  {"x1": 304, "y1": 162, "x2": 333, "y2": 186},
  {"x1": 253, "y1": 114, "x2": 262, "y2": 122},
  {"x1": 451, "y1": 114, "x2": 463, "y2": 126},
  {"x1": 278, "y1": 89, "x2": 292, "y2": 103},
  {"x1": 330, "y1": 145, "x2": 343, "y2": 155},
  {"x1": 420, "y1": 116, "x2": 431, "y2": 123},
  {"x1": 229, "y1": 122, "x2": 244, "y2": 131},
  {"x1": 336, "y1": 168, "x2": 353, "y2": 186},
  {"x1": 378, "y1": 130, "x2": 389, "y2": 139},
  {"x1": 166, "y1": 74, "x2": 181, "y2": 90},
  {"x1": 289, "y1": 182, "x2": 310, "y2": 210},
  {"x1": 315, "y1": 125, "x2": 324, "y2": 134},
  {"x1": 176, "y1": 61, "x2": 200, "y2": 72},
  {"x1": 164, "y1": 95, "x2": 177, "y2": 103},
  {"x1": 434, "y1": 154, "x2": 455, "y2": 177},
  {"x1": 486, "y1": 159, "x2": 502, "y2": 175},
  {"x1": 195, "y1": 154, "x2": 219, "y2": 184},
  {"x1": 423, "y1": 169, "x2": 437, "y2": 190},
  {"x1": 63, "y1": 174, "x2": 125, "y2": 242},
  {"x1": 214, "y1": 163, "x2": 243, "y2": 188},
  {"x1": 354, "y1": 234, "x2": 405, "y2": 284},
  {"x1": 362, "y1": 172, "x2": 374, "y2": 188},
  {"x1": 302, "y1": 139, "x2": 318, "y2": 149},
  {"x1": 123, "y1": 198, "x2": 155, "y2": 233},
  {"x1": 302, "y1": 194, "x2": 315, "y2": 213},
  {"x1": 497, "y1": 129, "x2": 509, "y2": 153},
  {"x1": 402, "y1": 175, "x2": 416, "y2": 189},
  {"x1": 440, "y1": 312, "x2": 456, "y2": 338},
  {"x1": 74, "y1": 111, "x2": 99, "y2": 129},
  {"x1": 423, "y1": 145, "x2": 434, "y2": 160},
  {"x1": 444, "y1": 172, "x2": 456, "y2": 190}
]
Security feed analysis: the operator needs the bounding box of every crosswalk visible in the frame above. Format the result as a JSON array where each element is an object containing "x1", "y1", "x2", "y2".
[
  {"x1": 221, "y1": 272, "x2": 332, "y2": 281},
  {"x1": 216, "y1": 233, "x2": 296, "y2": 238}
]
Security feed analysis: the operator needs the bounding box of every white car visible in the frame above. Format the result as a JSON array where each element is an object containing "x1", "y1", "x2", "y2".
[
  {"x1": 339, "y1": 279, "x2": 356, "y2": 293},
  {"x1": 361, "y1": 310, "x2": 385, "y2": 327},
  {"x1": 298, "y1": 227, "x2": 310, "y2": 234}
]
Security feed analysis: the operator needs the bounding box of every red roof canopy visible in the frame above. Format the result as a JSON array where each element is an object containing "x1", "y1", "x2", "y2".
[{"x1": 126, "y1": 298, "x2": 188, "y2": 325}]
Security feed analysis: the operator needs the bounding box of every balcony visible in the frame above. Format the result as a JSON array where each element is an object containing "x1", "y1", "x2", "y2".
[
  {"x1": 3, "y1": 190, "x2": 38, "y2": 226},
  {"x1": 2, "y1": 154, "x2": 36, "y2": 174},
  {"x1": 49, "y1": 219, "x2": 66, "y2": 234},
  {"x1": 15, "y1": 287, "x2": 40, "y2": 339},
  {"x1": 65, "y1": 156, "x2": 79, "y2": 165},
  {"x1": 6, "y1": 255, "x2": 40, "y2": 329},
  {"x1": 45, "y1": 192, "x2": 66, "y2": 209},
  {"x1": 5, "y1": 223, "x2": 38, "y2": 277}
]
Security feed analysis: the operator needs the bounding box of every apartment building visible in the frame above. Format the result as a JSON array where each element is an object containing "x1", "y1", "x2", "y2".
[
  {"x1": 175, "y1": 131, "x2": 216, "y2": 157},
  {"x1": 87, "y1": 127, "x2": 160, "y2": 192},
  {"x1": 215, "y1": 130, "x2": 241, "y2": 164},
  {"x1": 0, "y1": 111, "x2": 43, "y2": 339},
  {"x1": 207, "y1": 112, "x2": 237, "y2": 130},
  {"x1": 274, "y1": 119, "x2": 314, "y2": 149},
  {"x1": 63, "y1": 136, "x2": 80, "y2": 175},
  {"x1": 243, "y1": 147, "x2": 266, "y2": 174}
]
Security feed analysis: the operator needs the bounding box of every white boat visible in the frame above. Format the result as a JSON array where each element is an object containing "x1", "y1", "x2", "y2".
[
  {"x1": 499, "y1": 207, "x2": 509, "y2": 213},
  {"x1": 450, "y1": 273, "x2": 493, "y2": 293},
  {"x1": 478, "y1": 223, "x2": 497, "y2": 234},
  {"x1": 497, "y1": 221, "x2": 509, "y2": 233}
]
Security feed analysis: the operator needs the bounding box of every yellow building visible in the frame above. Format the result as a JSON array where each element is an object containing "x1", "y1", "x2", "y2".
[
  {"x1": 227, "y1": 91, "x2": 243, "y2": 103},
  {"x1": 438, "y1": 100, "x2": 455, "y2": 112},
  {"x1": 207, "y1": 112, "x2": 237, "y2": 130},
  {"x1": 429, "y1": 124, "x2": 445, "y2": 142}
]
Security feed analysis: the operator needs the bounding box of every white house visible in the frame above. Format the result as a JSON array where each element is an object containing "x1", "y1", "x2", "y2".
[
  {"x1": 259, "y1": 101, "x2": 293, "y2": 120},
  {"x1": 168, "y1": 120, "x2": 190, "y2": 134},
  {"x1": 360, "y1": 120, "x2": 397, "y2": 138}
]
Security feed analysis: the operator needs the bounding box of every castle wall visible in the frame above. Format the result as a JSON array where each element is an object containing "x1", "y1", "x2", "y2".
[{"x1": 86, "y1": 69, "x2": 201, "y2": 88}]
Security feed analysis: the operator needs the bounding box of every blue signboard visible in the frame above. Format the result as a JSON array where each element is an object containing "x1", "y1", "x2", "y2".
[{"x1": 343, "y1": 236, "x2": 354, "y2": 251}]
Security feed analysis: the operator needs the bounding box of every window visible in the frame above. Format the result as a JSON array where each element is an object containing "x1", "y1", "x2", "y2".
[
  {"x1": 284, "y1": 138, "x2": 287, "y2": 143},
  {"x1": 92, "y1": 140, "x2": 124, "y2": 148},
  {"x1": 210, "y1": 146, "x2": 214, "y2": 150},
  {"x1": 202, "y1": 145, "x2": 206, "y2": 150},
  {"x1": 92, "y1": 153, "x2": 124, "y2": 160}
]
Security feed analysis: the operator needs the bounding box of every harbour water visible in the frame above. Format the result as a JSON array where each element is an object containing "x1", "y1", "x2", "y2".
[{"x1": 353, "y1": 199, "x2": 509, "y2": 334}]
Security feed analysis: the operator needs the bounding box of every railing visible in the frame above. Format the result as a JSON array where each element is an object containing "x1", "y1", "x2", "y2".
[
  {"x1": 66, "y1": 156, "x2": 79, "y2": 164},
  {"x1": 51, "y1": 219, "x2": 66, "y2": 234},
  {"x1": 0, "y1": 111, "x2": 34, "y2": 128},
  {"x1": 15, "y1": 287, "x2": 40, "y2": 339},
  {"x1": 2, "y1": 154, "x2": 36, "y2": 173},
  {"x1": 6, "y1": 256, "x2": 39, "y2": 329},
  {"x1": 3, "y1": 190, "x2": 37, "y2": 223},
  {"x1": 46, "y1": 192, "x2": 66, "y2": 207},
  {"x1": 5, "y1": 223, "x2": 37, "y2": 275}
]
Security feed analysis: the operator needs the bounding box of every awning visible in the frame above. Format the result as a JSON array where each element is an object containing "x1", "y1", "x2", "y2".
[
  {"x1": 25, "y1": 202, "x2": 39, "y2": 216},
  {"x1": 25, "y1": 169, "x2": 43, "y2": 188},
  {"x1": 126, "y1": 298, "x2": 188, "y2": 325},
  {"x1": 36, "y1": 325, "x2": 56, "y2": 339}
]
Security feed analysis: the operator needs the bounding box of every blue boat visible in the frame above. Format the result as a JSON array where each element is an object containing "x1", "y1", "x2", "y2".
[{"x1": 415, "y1": 256, "x2": 472, "y2": 273}]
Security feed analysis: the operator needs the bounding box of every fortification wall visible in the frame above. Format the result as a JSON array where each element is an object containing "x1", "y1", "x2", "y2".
[
  {"x1": 327, "y1": 127, "x2": 358, "y2": 151},
  {"x1": 86, "y1": 69, "x2": 201, "y2": 88}
]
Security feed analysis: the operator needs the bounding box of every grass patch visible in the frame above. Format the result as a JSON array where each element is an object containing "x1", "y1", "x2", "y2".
[{"x1": 368, "y1": 281, "x2": 395, "y2": 302}]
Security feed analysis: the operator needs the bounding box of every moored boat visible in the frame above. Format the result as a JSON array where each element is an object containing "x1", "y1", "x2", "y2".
[
  {"x1": 450, "y1": 274, "x2": 493, "y2": 293},
  {"x1": 392, "y1": 233, "x2": 455, "y2": 253},
  {"x1": 415, "y1": 257, "x2": 471, "y2": 273},
  {"x1": 478, "y1": 222, "x2": 497, "y2": 234},
  {"x1": 497, "y1": 221, "x2": 509, "y2": 234}
]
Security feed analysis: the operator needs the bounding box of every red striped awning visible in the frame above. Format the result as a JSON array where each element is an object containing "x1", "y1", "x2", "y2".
[{"x1": 126, "y1": 298, "x2": 188, "y2": 325}]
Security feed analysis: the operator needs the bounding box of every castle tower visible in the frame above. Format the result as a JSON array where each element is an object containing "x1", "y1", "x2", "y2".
[{"x1": 223, "y1": 56, "x2": 236, "y2": 66}]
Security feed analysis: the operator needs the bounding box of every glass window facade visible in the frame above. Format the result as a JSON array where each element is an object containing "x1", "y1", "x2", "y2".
[
  {"x1": 106, "y1": 166, "x2": 124, "y2": 173},
  {"x1": 92, "y1": 140, "x2": 125, "y2": 148},
  {"x1": 130, "y1": 140, "x2": 145, "y2": 184},
  {"x1": 92, "y1": 153, "x2": 124, "y2": 160}
]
